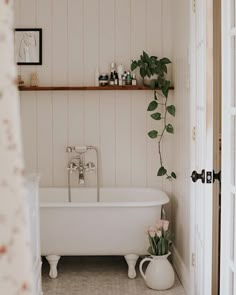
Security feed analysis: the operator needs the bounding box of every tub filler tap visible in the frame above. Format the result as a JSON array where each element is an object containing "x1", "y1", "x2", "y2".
[
  {"x1": 67, "y1": 156, "x2": 86, "y2": 185},
  {"x1": 66, "y1": 146, "x2": 99, "y2": 202}
]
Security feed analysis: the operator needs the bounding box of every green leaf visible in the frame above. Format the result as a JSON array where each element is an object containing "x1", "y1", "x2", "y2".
[
  {"x1": 162, "y1": 80, "x2": 171, "y2": 98},
  {"x1": 151, "y1": 112, "x2": 161, "y2": 120},
  {"x1": 160, "y1": 57, "x2": 172, "y2": 64},
  {"x1": 150, "y1": 79, "x2": 156, "y2": 90},
  {"x1": 171, "y1": 172, "x2": 177, "y2": 179},
  {"x1": 166, "y1": 176, "x2": 172, "y2": 180},
  {"x1": 166, "y1": 124, "x2": 174, "y2": 134},
  {"x1": 131, "y1": 61, "x2": 138, "y2": 71},
  {"x1": 147, "y1": 100, "x2": 158, "y2": 111},
  {"x1": 167, "y1": 105, "x2": 176, "y2": 117},
  {"x1": 148, "y1": 130, "x2": 158, "y2": 138},
  {"x1": 140, "y1": 67, "x2": 146, "y2": 78},
  {"x1": 157, "y1": 166, "x2": 167, "y2": 176},
  {"x1": 143, "y1": 51, "x2": 149, "y2": 62}
]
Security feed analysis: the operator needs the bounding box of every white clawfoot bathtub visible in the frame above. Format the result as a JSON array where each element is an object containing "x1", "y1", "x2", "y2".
[{"x1": 40, "y1": 187, "x2": 169, "y2": 279}]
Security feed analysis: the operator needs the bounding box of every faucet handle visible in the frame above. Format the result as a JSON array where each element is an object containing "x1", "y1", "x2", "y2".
[
  {"x1": 66, "y1": 146, "x2": 73, "y2": 153},
  {"x1": 67, "y1": 162, "x2": 77, "y2": 174},
  {"x1": 84, "y1": 162, "x2": 96, "y2": 172}
]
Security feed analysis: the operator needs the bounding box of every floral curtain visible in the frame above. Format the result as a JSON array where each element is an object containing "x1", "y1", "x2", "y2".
[{"x1": 0, "y1": 1, "x2": 33, "y2": 294}]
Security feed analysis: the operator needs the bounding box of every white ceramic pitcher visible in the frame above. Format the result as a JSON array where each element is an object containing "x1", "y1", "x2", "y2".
[{"x1": 139, "y1": 252, "x2": 175, "y2": 290}]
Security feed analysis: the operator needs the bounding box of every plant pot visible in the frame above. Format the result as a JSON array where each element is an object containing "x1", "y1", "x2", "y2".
[{"x1": 139, "y1": 252, "x2": 175, "y2": 290}]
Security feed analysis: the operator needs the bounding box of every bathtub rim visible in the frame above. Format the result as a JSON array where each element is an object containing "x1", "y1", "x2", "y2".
[{"x1": 39, "y1": 187, "x2": 169, "y2": 208}]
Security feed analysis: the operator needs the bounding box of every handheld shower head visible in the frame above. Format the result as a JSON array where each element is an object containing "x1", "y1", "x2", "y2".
[{"x1": 74, "y1": 146, "x2": 88, "y2": 153}]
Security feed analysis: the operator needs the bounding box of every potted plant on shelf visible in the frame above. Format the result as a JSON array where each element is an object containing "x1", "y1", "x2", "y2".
[
  {"x1": 131, "y1": 52, "x2": 176, "y2": 180},
  {"x1": 139, "y1": 220, "x2": 175, "y2": 290}
]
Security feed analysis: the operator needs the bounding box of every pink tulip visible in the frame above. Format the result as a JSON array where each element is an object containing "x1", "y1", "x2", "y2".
[
  {"x1": 156, "y1": 220, "x2": 163, "y2": 230},
  {"x1": 147, "y1": 226, "x2": 156, "y2": 238},
  {"x1": 163, "y1": 220, "x2": 169, "y2": 231},
  {"x1": 156, "y1": 230, "x2": 162, "y2": 237}
]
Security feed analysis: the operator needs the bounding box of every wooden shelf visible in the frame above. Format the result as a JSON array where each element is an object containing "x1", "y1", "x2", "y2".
[{"x1": 18, "y1": 85, "x2": 174, "y2": 91}]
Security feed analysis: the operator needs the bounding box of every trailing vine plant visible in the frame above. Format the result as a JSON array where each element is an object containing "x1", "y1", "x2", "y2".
[{"x1": 131, "y1": 51, "x2": 176, "y2": 180}]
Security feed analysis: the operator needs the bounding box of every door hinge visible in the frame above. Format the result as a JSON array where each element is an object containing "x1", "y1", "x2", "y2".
[
  {"x1": 192, "y1": 253, "x2": 195, "y2": 267},
  {"x1": 193, "y1": 0, "x2": 196, "y2": 13}
]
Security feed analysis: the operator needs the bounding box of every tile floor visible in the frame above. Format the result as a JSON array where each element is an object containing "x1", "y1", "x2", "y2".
[{"x1": 42, "y1": 256, "x2": 186, "y2": 295}]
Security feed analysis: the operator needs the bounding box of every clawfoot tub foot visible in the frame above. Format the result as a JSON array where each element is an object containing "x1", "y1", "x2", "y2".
[
  {"x1": 125, "y1": 254, "x2": 139, "y2": 279},
  {"x1": 46, "y1": 255, "x2": 61, "y2": 279}
]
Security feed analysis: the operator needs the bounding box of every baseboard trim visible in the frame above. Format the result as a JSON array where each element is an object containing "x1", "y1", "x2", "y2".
[{"x1": 172, "y1": 245, "x2": 190, "y2": 294}]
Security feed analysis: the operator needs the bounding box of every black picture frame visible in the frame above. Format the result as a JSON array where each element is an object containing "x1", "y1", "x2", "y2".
[{"x1": 14, "y1": 28, "x2": 42, "y2": 65}]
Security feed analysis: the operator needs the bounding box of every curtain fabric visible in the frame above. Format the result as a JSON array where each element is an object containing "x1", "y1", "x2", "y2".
[{"x1": 0, "y1": 1, "x2": 33, "y2": 294}]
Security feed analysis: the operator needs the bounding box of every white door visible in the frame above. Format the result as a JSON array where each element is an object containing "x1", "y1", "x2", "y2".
[
  {"x1": 190, "y1": 0, "x2": 215, "y2": 294},
  {"x1": 221, "y1": 0, "x2": 236, "y2": 294}
]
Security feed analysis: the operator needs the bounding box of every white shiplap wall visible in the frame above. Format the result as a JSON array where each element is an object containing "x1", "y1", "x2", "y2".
[
  {"x1": 14, "y1": 0, "x2": 173, "y2": 193},
  {"x1": 171, "y1": 0, "x2": 191, "y2": 292}
]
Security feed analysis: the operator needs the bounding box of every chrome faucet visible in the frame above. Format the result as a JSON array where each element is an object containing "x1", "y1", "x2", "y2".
[
  {"x1": 66, "y1": 145, "x2": 100, "y2": 202},
  {"x1": 67, "y1": 156, "x2": 86, "y2": 185},
  {"x1": 78, "y1": 162, "x2": 85, "y2": 185}
]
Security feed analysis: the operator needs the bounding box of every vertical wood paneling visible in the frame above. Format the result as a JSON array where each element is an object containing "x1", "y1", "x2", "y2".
[
  {"x1": 36, "y1": 0, "x2": 53, "y2": 187},
  {"x1": 162, "y1": 0, "x2": 173, "y2": 197},
  {"x1": 131, "y1": 0, "x2": 146, "y2": 59},
  {"x1": 68, "y1": 0, "x2": 84, "y2": 86},
  {"x1": 52, "y1": 92, "x2": 68, "y2": 186},
  {"x1": 146, "y1": 90, "x2": 163, "y2": 188},
  {"x1": 20, "y1": 93, "x2": 37, "y2": 174},
  {"x1": 20, "y1": 0, "x2": 36, "y2": 86},
  {"x1": 100, "y1": 92, "x2": 116, "y2": 186},
  {"x1": 17, "y1": 0, "x2": 174, "y2": 190},
  {"x1": 163, "y1": 0, "x2": 173, "y2": 82},
  {"x1": 37, "y1": 93, "x2": 53, "y2": 186},
  {"x1": 84, "y1": 92, "x2": 100, "y2": 186},
  {"x1": 115, "y1": 0, "x2": 131, "y2": 70},
  {"x1": 84, "y1": 0, "x2": 99, "y2": 85},
  {"x1": 68, "y1": 91, "x2": 84, "y2": 187},
  {"x1": 36, "y1": 0, "x2": 52, "y2": 85},
  {"x1": 13, "y1": 0, "x2": 21, "y2": 27},
  {"x1": 99, "y1": 0, "x2": 115, "y2": 73},
  {"x1": 52, "y1": 0, "x2": 68, "y2": 85},
  {"x1": 68, "y1": 92, "x2": 84, "y2": 146},
  {"x1": 147, "y1": 0, "x2": 163, "y2": 57},
  {"x1": 146, "y1": 0, "x2": 164, "y2": 189},
  {"x1": 131, "y1": 92, "x2": 147, "y2": 186},
  {"x1": 116, "y1": 92, "x2": 131, "y2": 186}
]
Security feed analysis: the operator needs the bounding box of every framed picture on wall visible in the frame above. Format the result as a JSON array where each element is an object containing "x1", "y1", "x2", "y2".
[{"x1": 14, "y1": 28, "x2": 42, "y2": 65}]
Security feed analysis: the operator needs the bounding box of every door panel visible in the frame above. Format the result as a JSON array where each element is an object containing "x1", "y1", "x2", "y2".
[
  {"x1": 191, "y1": 0, "x2": 214, "y2": 294},
  {"x1": 221, "y1": 0, "x2": 236, "y2": 294}
]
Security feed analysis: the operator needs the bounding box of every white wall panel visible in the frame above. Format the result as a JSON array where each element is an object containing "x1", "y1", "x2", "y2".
[
  {"x1": 115, "y1": 0, "x2": 131, "y2": 70},
  {"x1": 84, "y1": 92, "x2": 100, "y2": 186},
  {"x1": 131, "y1": 92, "x2": 147, "y2": 186},
  {"x1": 20, "y1": 93, "x2": 37, "y2": 174},
  {"x1": 84, "y1": 0, "x2": 99, "y2": 85},
  {"x1": 115, "y1": 92, "x2": 131, "y2": 186},
  {"x1": 99, "y1": 0, "x2": 115, "y2": 73},
  {"x1": 52, "y1": 0, "x2": 68, "y2": 86},
  {"x1": 52, "y1": 92, "x2": 68, "y2": 186},
  {"x1": 147, "y1": 0, "x2": 163, "y2": 57},
  {"x1": 37, "y1": 92, "x2": 53, "y2": 186},
  {"x1": 68, "y1": 92, "x2": 84, "y2": 146},
  {"x1": 68, "y1": 0, "x2": 84, "y2": 86},
  {"x1": 16, "y1": 0, "x2": 174, "y2": 193},
  {"x1": 131, "y1": 0, "x2": 146, "y2": 59},
  {"x1": 20, "y1": 0, "x2": 36, "y2": 85},
  {"x1": 36, "y1": 0, "x2": 52, "y2": 85},
  {"x1": 100, "y1": 91, "x2": 116, "y2": 186}
]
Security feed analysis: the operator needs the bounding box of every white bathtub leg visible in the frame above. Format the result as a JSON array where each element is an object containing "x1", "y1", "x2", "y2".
[
  {"x1": 124, "y1": 254, "x2": 139, "y2": 279},
  {"x1": 46, "y1": 255, "x2": 61, "y2": 279}
]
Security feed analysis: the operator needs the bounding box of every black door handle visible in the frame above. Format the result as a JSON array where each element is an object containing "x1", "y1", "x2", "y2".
[{"x1": 191, "y1": 169, "x2": 205, "y2": 183}]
